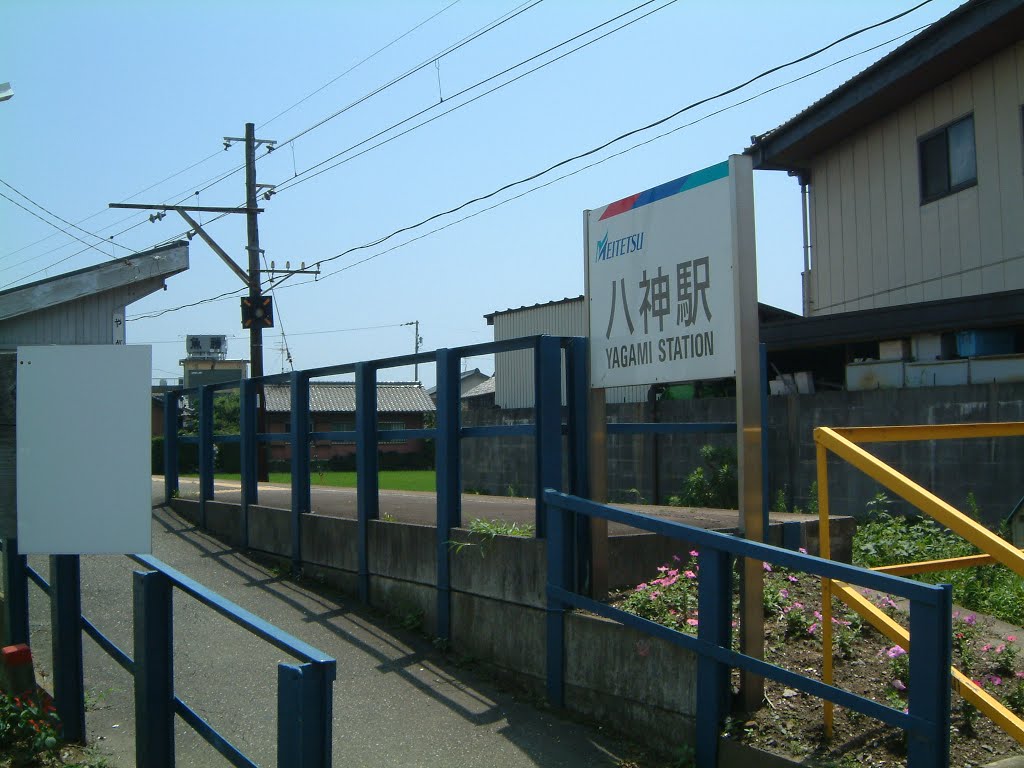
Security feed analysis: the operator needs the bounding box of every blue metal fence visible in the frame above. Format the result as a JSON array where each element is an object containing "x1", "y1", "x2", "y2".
[
  {"x1": 6, "y1": 546, "x2": 335, "y2": 768},
  {"x1": 543, "y1": 490, "x2": 953, "y2": 768}
]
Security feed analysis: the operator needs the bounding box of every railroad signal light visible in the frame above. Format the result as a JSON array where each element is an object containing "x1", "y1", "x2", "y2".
[{"x1": 241, "y1": 296, "x2": 274, "y2": 328}]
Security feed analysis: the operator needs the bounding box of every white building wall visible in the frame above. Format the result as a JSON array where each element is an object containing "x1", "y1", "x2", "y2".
[
  {"x1": 493, "y1": 298, "x2": 648, "y2": 408},
  {"x1": 807, "y1": 41, "x2": 1024, "y2": 315}
]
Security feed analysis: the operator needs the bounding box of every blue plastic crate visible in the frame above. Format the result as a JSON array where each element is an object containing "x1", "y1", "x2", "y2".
[{"x1": 955, "y1": 330, "x2": 1015, "y2": 357}]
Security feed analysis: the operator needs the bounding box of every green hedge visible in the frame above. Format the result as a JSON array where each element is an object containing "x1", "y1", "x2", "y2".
[{"x1": 153, "y1": 438, "x2": 432, "y2": 475}]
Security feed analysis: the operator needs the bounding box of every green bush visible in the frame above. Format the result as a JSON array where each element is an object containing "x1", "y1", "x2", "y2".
[
  {"x1": 853, "y1": 494, "x2": 1024, "y2": 626},
  {"x1": 668, "y1": 444, "x2": 738, "y2": 509}
]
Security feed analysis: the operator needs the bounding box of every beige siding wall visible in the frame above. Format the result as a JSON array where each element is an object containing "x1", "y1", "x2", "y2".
[{"x1": 807, "y1": 42, "x2": 1024, "y2": 315}]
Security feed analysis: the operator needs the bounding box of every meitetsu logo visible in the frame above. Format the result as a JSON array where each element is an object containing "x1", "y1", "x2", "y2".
[{"x1": 595, "y1": 230, "x2": 644, "y2": 262}]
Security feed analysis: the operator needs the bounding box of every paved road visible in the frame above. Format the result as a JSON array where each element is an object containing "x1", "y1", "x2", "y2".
[{"x1": 25, "y1": 500, "x2": 657, "y2": 767}]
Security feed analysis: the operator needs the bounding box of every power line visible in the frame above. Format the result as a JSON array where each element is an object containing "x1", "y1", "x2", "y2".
[
  {"x1": 0, "y1": 191, "x2": 123, "y2": 263},
  {"x1": 0, "y1": 178, "x2": 136, "y2": 254},
  {"x1": 124, "y1": 0, "x2": 937, "y2": 320},
  {"x1": 258, "y1": 0, "x2": 464, "y2": 131},
  {"x1": 272, "y1": 0, "x2": 676, "y2": 196},
  {"x1": 273, "y1": 0, "x2": 545, "y2": 152},
  {"x1": 183, "y1": 0, "x2": 546, "y2": 204}
]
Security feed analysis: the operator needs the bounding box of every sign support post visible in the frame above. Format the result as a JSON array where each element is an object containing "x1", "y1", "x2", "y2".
[{"x1": 730, "y1": 154, "x2": 764, "y2": 709}]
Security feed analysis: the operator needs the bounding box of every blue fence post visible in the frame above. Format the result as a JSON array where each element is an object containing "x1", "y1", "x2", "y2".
[
  {"x1": 907, "y1": 585, "x2": 952, "y2": 768},
  {"x1": 544, "y1": 492, "x2": 570, "y2": 708},
  {"x1": 133, "y1": 569, "x2": 174, "y2": 768},
  {"x1": 435, "y1": 349, "x2": 462, "y2": 641},
  {"x1": 277, "y1": 661, "x2": 336, "y2": 768},
  {"x1": 565, "y1": 337, "x2": 590, "y2": 593},
  {"x1": 759, "y1": 342, "x2": 770, "y2": 534},
  {"x1": 534, "y1": 336, "x2": 562, "y2": 538},
  {"x1": 696, "y1": 547, "x2": 732, "y2": 768},
  {"x1": 290, "y1": 372, "x2": 311, "y2": 571},
  {"x1": 1, "y1": 538, "x2": 29, "y2": 645},
  {"x1": 163, "y1": 393, "x2": 179, "y2": 505},
  {"x1": 198, "y1": 385, "x2": 214, "y2": 527},
  {"x1": 355, "y1": 363, "x2": 379, "y2": 604},
  {"x1": 50, "y1": 555, "x2": 85, "y2": 742},
  {"x1": 240, "y1": 378, "x2": 258, "y2": 543}
]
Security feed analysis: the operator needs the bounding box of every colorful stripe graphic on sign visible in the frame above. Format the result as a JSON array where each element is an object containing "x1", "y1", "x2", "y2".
[{"x1": 597, "y1": 161, "x2": 729, "y2": 221}]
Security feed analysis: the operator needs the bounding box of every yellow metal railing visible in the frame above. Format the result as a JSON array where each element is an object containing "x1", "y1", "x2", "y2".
[{"x1": 814, "y1": 422, "x2": 1024, "y2": 745}]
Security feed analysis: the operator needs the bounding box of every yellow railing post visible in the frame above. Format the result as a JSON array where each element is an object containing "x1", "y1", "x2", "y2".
[
  {"x1": 811, "y1": 421, "x2": 1024, "y2": 747},
  {"x1": 816, "y1": 442, "x2": 833, "y2": 738}
]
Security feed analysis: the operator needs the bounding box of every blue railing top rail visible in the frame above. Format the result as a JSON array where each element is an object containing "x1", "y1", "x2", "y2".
[
  {"x1": 162, "y1": 334, "x2": 586, "y2": 398},
  {"x1": 129, "y1": 554, "x2": 336, "y2": 667},
  {"x1": 543, "y1": 490, "x2": 946, "y2": 606}
]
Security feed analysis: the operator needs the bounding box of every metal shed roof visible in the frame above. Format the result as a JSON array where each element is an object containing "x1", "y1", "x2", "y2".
[
  {"x1": 264, "y1": 382, "x2": 436, "y2": 413},
  {"x1": 0, "y1": 242, "x2": 189, "y2": 348}
]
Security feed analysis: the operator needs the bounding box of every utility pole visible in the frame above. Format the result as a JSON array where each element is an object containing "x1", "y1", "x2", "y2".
[
  {"x1": 404, "y1": 321, "x2": 423, "y2": 381},
  {"x1": 244, "y1": 123, "x2": 269, "y2": 482},
  {"x1": 110, "y1": 123, "x2": 318, "y2": 484}
]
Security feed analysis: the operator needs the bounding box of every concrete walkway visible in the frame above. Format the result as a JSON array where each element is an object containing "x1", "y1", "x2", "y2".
[{"x1": 25, "y1": 500, "x2": 654, "y2": 767}]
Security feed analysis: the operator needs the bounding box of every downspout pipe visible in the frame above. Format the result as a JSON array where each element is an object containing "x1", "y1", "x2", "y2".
[{"x1": 797, "y1": 171, "x2": 812, "y2": 316}]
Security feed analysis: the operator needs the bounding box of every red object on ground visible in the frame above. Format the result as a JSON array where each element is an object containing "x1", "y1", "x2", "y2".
[{"x1": 1, "y1": 644, "x2": 33, "y2": 667}]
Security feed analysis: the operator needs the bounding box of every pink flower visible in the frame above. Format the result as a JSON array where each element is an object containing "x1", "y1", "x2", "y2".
[
  {"x1": 989, "y1": 675, "x2": 1003, "y2": 686},
  {"x1": 798, "y1": 547, "x2": 808, "y2": 555},
  {"x1": 892, "y1": 679, "x2": 907, "y2": 692},
  {"x1": 636, "y1": 583, "x2": 648, "y2": 591},
  {"x1": 672, "y1": 554, "x2": 682, "y2": 562},
  {"x1": 964, "y1": 614, "x2": 977, "y2": 626},
  {"x1": 763, "y1": 562, "x2": 773, "y2": 572},
  {"x1": 689, "y1": 550, "x2": 699, "y2": 558},
  {"x1": 649, "y1": 590, "x2": 661, "y2": 599},
  {"x1": 886, "y1": 646, "x2": 907, "y2": 659},
  {"x1": 793, "y1": 602, "x2": 804, "y2": 610},
  {"x1": 808, "y1": 623, "x2": 818, "y2": 635},
  {"x1": 787, "y1": 575, "x2": 799, "y2": 583},
  {"x1": 1008, "y1": 636, "x2": 1017, "y2": 643},
  {"x1": 686, "y1": 618, "x2": 699, "y2": 627},
  {"x1": 981, "y1": 644, "x2": 992, "y2": 653},
  {"x1": 997, "y1": 644, "x2": 1007, "y2": 653},
  {"x1": 780, "y1": 589, "x2": 789, "y2": 599},
  {"x1": 657, "y1": 565, "x2": 669, "y2": 573},
  {"x1": 1015, "y1": 671, "x2": 1024, "y2": 679},
  {"x1": 684, "y1": 570, "x2": 697, "y2": 580},
  {"x1": 667, "y1": 569, "x2": 679, "y2": 577}
]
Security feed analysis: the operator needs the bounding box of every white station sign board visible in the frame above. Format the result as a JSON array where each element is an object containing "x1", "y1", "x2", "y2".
[
  {"x1": 17, "y1": 345, "x2": 153, "y2": 554},
  {"x1": 585, "y1": 159, "x2": 740, "y2": 389}
]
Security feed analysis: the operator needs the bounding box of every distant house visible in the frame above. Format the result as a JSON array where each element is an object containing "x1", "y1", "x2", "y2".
[
  {"x1": 426, "y1": 368, "x2": 491, "y2": 400},
  {"x1": 263, "y1": 381, "x2": 435, "y2": 461},
  {"x1": 461, "y1": 376, "x2": 495, "y2": 411}
]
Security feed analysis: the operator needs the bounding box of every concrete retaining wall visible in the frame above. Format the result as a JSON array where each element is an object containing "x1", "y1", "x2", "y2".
[{"x1": 169, "y1": 498, "x2": 701, "y2": 737}]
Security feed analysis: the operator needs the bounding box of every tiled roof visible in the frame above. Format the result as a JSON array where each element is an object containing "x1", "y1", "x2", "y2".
[
  {"x1": 264, "y1": 382, "x2": 435, "y2": 413},
  {"x1": 462, "y1": 377, "x2": 495, "y2": 399}
]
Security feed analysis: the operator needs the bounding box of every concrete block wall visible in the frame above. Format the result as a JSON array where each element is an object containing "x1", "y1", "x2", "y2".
[
  {"x1": 461, "y1": 383, "x2": 1024, "y2": 528},
  {"x1": 169, "y1": 498, "x2": 701, "y2": 738}
]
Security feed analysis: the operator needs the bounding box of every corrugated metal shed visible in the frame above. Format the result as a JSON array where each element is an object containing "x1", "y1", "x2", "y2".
[
  {"x1": 0, "y1": 242, "x2": 189, "y2": 348},
  {"x1": 485, "y1": 296, "x2": 648, "y2": 407},
  {"x1": 264, "y1": 382, "x2": 436, "y2": 413}
]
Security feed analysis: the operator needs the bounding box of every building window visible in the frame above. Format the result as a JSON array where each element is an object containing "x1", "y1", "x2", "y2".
[{"x1": 919, "y1": 114, "x2": 976, "y2": 203}]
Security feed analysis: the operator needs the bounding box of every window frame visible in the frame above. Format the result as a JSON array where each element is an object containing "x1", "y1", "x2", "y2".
[{"x1": 918, "y1": 113, "x2": 977, "y2": 205}]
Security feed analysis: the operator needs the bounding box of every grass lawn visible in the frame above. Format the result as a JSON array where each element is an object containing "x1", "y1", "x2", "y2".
[{"x1": 204, "y1": 470, "x2": 436, "y2": 492}]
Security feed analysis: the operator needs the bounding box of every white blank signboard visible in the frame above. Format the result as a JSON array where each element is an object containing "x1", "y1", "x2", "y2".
[{"x1": 17, "y1": 345, "x2": 152, "y2": 554}]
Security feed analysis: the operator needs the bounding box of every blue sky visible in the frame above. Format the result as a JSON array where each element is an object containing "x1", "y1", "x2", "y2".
[{"x1": 1, "y1": 0, "x2": 963, "y2": 387}]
